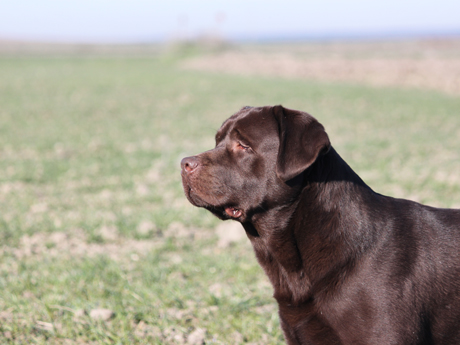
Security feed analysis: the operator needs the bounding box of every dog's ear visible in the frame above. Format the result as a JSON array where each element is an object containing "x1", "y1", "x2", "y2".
[{"x1": 273, "y1": 105, "x2": 331, "y2": 182}]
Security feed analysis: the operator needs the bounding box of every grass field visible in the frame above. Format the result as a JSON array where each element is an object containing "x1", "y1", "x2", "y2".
[{"x1": 0, "y1": 41, "x2": 460, "y2": 344}]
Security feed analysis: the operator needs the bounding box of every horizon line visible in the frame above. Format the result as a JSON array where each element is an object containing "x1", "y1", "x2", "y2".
[{"x1": 1, "y1": 29, "x2": 460, "y2": 45}]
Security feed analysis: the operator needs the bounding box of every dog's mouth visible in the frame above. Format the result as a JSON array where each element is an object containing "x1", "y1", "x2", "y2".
[
  {"x1": 224, "y1": 207, "x2": 242, "y2": 218},
  {"x1": 205, "y1": 205, "x2": 243, "y2": 221}
]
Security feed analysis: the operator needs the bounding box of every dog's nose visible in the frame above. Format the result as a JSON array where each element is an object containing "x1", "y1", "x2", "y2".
[{"x1": 181, "y1": 156, "x2": 199, "y2": 173}]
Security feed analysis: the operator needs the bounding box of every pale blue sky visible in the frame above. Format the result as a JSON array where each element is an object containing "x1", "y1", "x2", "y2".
[{"x1": 1, "y1": 0, "x2": 459, "y2": 43}]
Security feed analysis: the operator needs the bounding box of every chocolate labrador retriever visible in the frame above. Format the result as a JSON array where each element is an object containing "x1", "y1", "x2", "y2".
[{"x1": 180, "y1": 105, "x2": 460, "y2": 345}]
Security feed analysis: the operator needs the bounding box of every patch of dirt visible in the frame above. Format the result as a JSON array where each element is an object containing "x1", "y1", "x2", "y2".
[
  {"x1": 1, "y1": 222, "x2": 215, "y2": 261},
  {"x1": 215, "y1": 221, "x2": 245, "y2": 248},
  {"x1": 181, "y1": 45, "x2": 460, "y2": 95},
  {"x1": 134, "y1": 322, "x2": 215, "y2": 345},
  {"x1": 1, "y1": 229, "x2": 160, "y2": 261}
]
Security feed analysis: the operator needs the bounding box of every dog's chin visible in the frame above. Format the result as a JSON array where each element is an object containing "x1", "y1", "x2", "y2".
[
  {"x1": 185, "y1": 190, "x2": 244, "y2": 221},
  {"x1": 182, "y1": 180, "x2": 245, "y2": 221},
  {"x1": 183, "y1": 185, "x2": 206, "y2": 208},
  {"x1": 182, "y1": 179, "x2": 216, "y2": 208}
]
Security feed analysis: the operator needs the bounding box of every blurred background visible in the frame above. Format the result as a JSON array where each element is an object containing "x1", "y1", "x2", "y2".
[
  {"x1": 1, "y1": 1, "x2": 460, "y2": 344},
  {"x1": 1, "y1": 0, "x2": 460, "y2": 43}
]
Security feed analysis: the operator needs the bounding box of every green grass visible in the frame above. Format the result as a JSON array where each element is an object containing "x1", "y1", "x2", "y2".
[{"x1": 0, "y1": 53, "x2": 459, "y2": 344}]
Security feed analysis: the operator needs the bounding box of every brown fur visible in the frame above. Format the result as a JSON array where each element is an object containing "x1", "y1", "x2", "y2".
[{"x1": 181, "y1": 105, "x2": 460, "y2": 345}]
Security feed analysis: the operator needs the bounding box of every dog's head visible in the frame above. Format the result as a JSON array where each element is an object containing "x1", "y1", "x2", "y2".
[{"x1": 181, "y1": 105, "x2": 330, "y2": 222}]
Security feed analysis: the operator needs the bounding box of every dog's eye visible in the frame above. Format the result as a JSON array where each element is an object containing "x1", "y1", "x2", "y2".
[{"x1": 236, "y1": 142, "x2": 250, "y2": 151}]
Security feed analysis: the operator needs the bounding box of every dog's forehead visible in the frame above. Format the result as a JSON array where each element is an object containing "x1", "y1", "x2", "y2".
[{"x1": 216, "y1": 106, "x2": 277, "y2": 142}]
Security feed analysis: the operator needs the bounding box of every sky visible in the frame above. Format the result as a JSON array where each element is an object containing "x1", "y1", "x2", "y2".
[{"x1": 0, "y1": 0, "x2": 459, "y2": 43}]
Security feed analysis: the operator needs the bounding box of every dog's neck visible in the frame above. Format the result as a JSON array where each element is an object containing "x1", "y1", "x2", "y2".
[
  {"x1": 243, "y1": 147, "x2": 379, "y2": 305},
  {"x1": 305, "y1": 147, "x2": 369, "y2": 187}
]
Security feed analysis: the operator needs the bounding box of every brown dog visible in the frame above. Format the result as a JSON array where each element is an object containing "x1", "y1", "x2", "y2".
[{"x1": 181, "y1": 105, "x2": 460, "y2": 345}]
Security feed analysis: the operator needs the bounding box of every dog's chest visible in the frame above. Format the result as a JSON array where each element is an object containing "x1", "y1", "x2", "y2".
[{"x1": 248, "y1": 235, "x2": 309, "y2": 304}]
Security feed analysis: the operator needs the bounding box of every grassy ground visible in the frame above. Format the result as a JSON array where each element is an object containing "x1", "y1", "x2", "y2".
[{"x1": 0, "y1": 44, "x2": 459, "y2": 344}]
